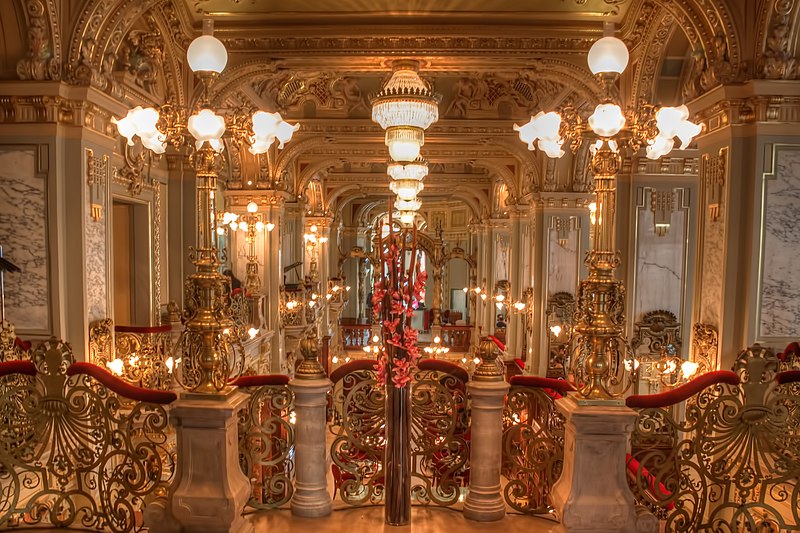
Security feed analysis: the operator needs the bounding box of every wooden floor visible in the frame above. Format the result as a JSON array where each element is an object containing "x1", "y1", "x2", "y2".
[{"x1": 248, "y1": 506, "x2": 564, "y2": 532}]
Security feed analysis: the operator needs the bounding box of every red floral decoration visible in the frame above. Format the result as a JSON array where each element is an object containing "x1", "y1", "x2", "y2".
[{"x1": 372, "y1": 210, "x2": 426, "y2": 388}]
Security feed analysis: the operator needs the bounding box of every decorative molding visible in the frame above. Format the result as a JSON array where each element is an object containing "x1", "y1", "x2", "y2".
[
  {"x1": 86, "y1": 148, "x2": 109, "y2": 221},
  {"x1": 16, "y1": 0, "x2": 61, "y2": 81},
  {"x1": 702, "y1": 147, "x2": 728, "y2": 222},
  {"x1": 757, "y1": 0, "x2": 800, "y2": 80},
  {"x1": 690, "y1": 322, "x2": 718, "y2": 373},
  {"x1": 631, "y1": 309, "x2": 682, "y2": 356}
]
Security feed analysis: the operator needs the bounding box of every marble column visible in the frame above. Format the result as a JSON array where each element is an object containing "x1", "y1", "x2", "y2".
[
  {"x1": 507, "y1": 206, "x2": 523, "y2": 358},
  {"x1": 260, "y1": 194, "x2": 288, "y2": 373},
  {"x1": 167, "y1": 393, "x2": 253, "y2": 533},
  {"x1": 464, "y1": 339, "x2": 509, "y2": 521},
  {"x1": 551, "y1": 396, "x2": 651, "y2": 533},
  {"x1": 289, "y1": 334, "x2": 333, "y2": 517}
]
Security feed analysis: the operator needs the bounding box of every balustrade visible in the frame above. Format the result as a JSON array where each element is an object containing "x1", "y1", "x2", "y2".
[
  {"x1": 234, "y1": 374, "x2": 295, "y2": 510},
  {"x1": 626, "y1": 345, "x2": 800, "y2": 532},
  {"x1": 0, "y1": 339, "x2": 176, "y2": 532},
  {"x1": 341, "y1": 324, "x2": 372, "y2": 350}
]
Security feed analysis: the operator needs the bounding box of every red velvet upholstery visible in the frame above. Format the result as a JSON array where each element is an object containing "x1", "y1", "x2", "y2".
[
  {"x1": 625, "y1": 454, "x2": 674, "y2": 511},
  {"x1": 67, "y1": 362, "x2": 177, "y2": 404},
  {"x1": 626, "y1": 370, "x2": 740, "y2": 409},
  {"x1": 330, "y1": 359, "x2": 376, "y2": 383},
  {"x1": 488, "y1": 335, "x2": 505, "y2": 352},
  {"x1": 777, "y1": 370, "x2": 800, "y2": 385},
  {"x1": 779, "y1": 341, "x2": 800, "y2": 360},
  {"x1": 232, "y1": 374, "x2": 290, "y2": 388},
  {"x1": 0, "y1": 360, "x2": 36, "y2": 377},
  {"x1": 114, "y1": 324, "x2": 173, "y2": 334},
  {"x1": 418, "y1": 359, "x2": 469, "y2": 383},
  {"x1": 14, "y1": 337, "x2": 32, "y2": 351},
  {"x1": 509, "y1": 375, "x2": 575, "y2": 393},
  {"x1": 514, "y1": 358, "x2": 524, "y2": 370}
]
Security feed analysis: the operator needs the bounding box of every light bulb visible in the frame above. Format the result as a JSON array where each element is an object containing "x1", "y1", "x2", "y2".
[
  {"x1": 332, "y1": 355, "x2": 339, "y2": 364},
  {"x1": 106, "y1": 358, "x2": 124, "y2": 376},
  {"x1": 433, "y1": 336, "x2": 441, "y2": 344},
  {"x1": 462, "y1": 287, "x2": 468, "y2": 293},
  {"x1": 238, "y1": 221, "x2": 248, "y2": 232},
  {"x1": 310, "y1": 224, "x2": 318, "y2": 233},
  {"x1": 495, "y1": 294, "x2": 505, "y2": 302},
  {"x1": 255, "y1": 221, "x2": 264, "y2": 231},
  {"x1": 372, "y1": 335, "x2": 380, "y2": 343},
  {"x1": 247, "y1": 201, "x2": 258, "y2": 213},
  {"x1": 588, "y1": 103, "x2": 626, "y2": 137},
  {"x1": 399, "y1": 211, "x2": 415, "y2": 226},
  {"x1": 474, "y1": 287, "x2": 481, "y2": 294},
  {"x1": 387, "y1": 139, "x2": 421, "y2": 162},
  {"x1": 187, "y1": 109, "x2": 226, "y2": 150},
  {"x1": 248, "y1": 327, "x2": 258, "y2": 339},
  {"x1": 229, "y1": 221, "x2": 238, "y2": 230},
  {"x1": 550, "y1": 324, "x2": 562, "y2": 337},
  {"x1": 681, "y1": 360, "x2": 699, "y2": 379},
  {"x1": 587, "y1": 35, "x2": 629, "y2": 75},
  {"x1": 187, "y1": 34, "x2": 228, "y2": 74},
  {"x1": 266, "y1": 222, "x2": 275, "y2": 232},
  {"x1": 514, "y1": 302, "x2": 526, "y2": 311},
  {"x1": 216, "y1": 227, "x2": 224, "y2": 235}
]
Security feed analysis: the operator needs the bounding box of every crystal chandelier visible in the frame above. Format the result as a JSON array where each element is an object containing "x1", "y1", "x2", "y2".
[
  {"x1": 513, "y1": 23, "x2": 703, "y2": 400},
  {"x1": 387, "y1": 158, "x2": 428, "y2": 226},
  {"x1": 112, "y1": 20, "x2": 299, "y2": 393},
  {"x1": 372, "y1": 60, "x2": 441, "y2": 162}
]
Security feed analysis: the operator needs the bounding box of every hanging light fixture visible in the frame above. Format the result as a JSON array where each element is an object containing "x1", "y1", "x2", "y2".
[{"x1": 372, "y1": 60, "x2": 441, "y2": 162}]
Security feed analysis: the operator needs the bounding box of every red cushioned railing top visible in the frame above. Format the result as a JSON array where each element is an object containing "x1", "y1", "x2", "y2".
[
  {"x1": 67, "y1": 362, "x2": 177, "y2": 404},
  {"x1": 488, "y1": 335, "x2": 505, "y2": 352},
  {"x1": 114, "y1": 324, "x2": 173, "y2": 334},
  {"x1": 330, "y1": 359, "x2": 376, "y2": 383},
  {"x1": 780, "y1": 341, "x2": 800, "y2": 360},
  {"x1": 418, "y1": 359, "x2": 469, "y2": 383},
  {"x1": 509, "y1": 375, "x2": 576, "y2": 395},
  {"x1": 0, "y1": 360, "x2": 36, "y2": 377},
  {"x1": 231, "y1": 374, "x2": 290, "y2": 388},
  {"x1": 777, "y1": 370, "x2": 800, "y2": 385},
  {"x1": 514, "y1": 358, "x2": 524, "y2": 370},
  {"x1": 14, "y1": 337, "x2": 32, "y2": 351},
  {"x1": 626, "y1": 370, "x2": 740, "y2": 409}
]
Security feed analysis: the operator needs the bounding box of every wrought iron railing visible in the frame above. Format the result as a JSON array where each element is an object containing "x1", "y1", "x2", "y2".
[
  {"x1": 329, "y1": 360, "x2": 385, "y2": 505},
  {"x1": 411, "y1": 360, "x2": 470, "y2": 506},
  {"x1": 440, "y1": 325, "x2": 472, "y2": 351},
  {"x1": 501, "y1": 375, "x2": 572, "y2": 516},
  {"x1": 341, "y1": 324, "x2": 371, "y2": 350},
  {"x1": 0, "y1": 320, "x2": 32, "y2": 362},
  {"x1": 0, "y1": 339, "x2": 176, "y2": 532},
  {"x1": 234, "y1": 374, "x2": 295, "y2": 511},
  {"x1": 626, "y1": 345, "x2": 800, "y2": 532},
  {"x1": 328, "y1": 359, "x2": 470, "y2": 508}
]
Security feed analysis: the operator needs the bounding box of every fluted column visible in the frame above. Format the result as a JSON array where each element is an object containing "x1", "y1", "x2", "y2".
[
  {"x1": 464, "y1": 338, "x2": 509, "y2": 521},
  {"x1": 289, "y1": 333, "x2": 332, "y2": 517}
]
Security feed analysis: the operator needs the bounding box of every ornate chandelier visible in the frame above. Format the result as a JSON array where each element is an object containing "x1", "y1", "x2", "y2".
[
  {"x1": 513, "y1": 23, "x2": 703, "y2": 400},
  {"x1": 112, "y1": 20, "x2": 299, "y2": 393}
]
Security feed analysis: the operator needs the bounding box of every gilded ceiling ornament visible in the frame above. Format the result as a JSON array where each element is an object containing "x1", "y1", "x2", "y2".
[
  {"x1": 758, "y1": 0, "x2": 799, "y2": 79},
  {"x1": 16, "y1": 0, "x2": 60, "y2": 81},
  {"x1": 118, "y1": 29, "x2": 165, "y2": 94}
]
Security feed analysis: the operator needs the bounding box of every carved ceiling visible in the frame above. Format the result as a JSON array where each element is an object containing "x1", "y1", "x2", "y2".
[{"x1": 5, "y1": 0, "x2": 798, "y2": 223}]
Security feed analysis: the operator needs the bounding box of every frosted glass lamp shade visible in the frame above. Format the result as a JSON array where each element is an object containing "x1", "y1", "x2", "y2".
[
  {"x1": 275, "y1": 119, "x2": 300, "y2": 149},
  {"x1": 588, "y1": 103, "x2": 626, "y2": 137},
  {"x1": 388, "y1": 139, "x2": 421, "y2": 162},
  {"x1": 645, "y1": 135, "x2": 675, "y2": 160},
  {"x1": 247, "y1": 201, "x2": 258, "y2": 213},
  {"x1": 187, "y1": 35, "x2": 228, "y2": 74},
  {"x1": 188, "y1": 109, "x2": 226, "y2": 151},
  {"x1": 387, "y1": 160, "x2": 428, "y2": 181},
  {"x1": 587, "y1": 36, "x2": 629, "y2": 75},
  {"x1": 399, "y1": 211, "x2": 415, "y2": 226},
  {"x1": 389, "y1": 179, "x2": 424, "y2": 201}
]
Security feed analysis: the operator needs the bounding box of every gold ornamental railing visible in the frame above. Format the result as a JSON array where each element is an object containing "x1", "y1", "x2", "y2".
[
  {"x1": 0, "y1": 339, "x2": 176, "y2": 532},
  {"x1": 501, "y1": 375, "x2": 573, "y2": 516},
  {"x1": 626, "y1": 344, "x2": 800, "y2": 532},
  {"x1": 234, "y1": 374, "x2": 295, "y2": 510},
  {"x1": 328, "y1": 359, "x2": 470, "y2": 507}
]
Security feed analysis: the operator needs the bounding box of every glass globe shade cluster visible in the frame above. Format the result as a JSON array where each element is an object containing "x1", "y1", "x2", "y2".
[
  {"x1": 372, "y1": 61, "x2": 440, "y2": 225},
  {"x1": 513, "y1": 27, "x2": 702, "y2": 162},
  {"x1": 113, "y1": 23, "x2": 298, "y2": 156}
]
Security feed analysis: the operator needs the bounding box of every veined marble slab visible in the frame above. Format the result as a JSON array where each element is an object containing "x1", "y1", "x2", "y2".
[
  {"x1": 0, "y1": 148, "x2": 48, "y2": 331},
  {"x1": 547, "y1": 227, "x2": 579, "y2": 296},
  {"x1": 760, "y1": 147, "x2": 800, "y2": 338},
  {"x1": 86, "y1": 184, "x2": 107, "y2": 323},
  {"x1": 700, "y1": 201, "x2": 725, "y2": 328},
  {"x1": 633, "y1": 190, "x2": 686, "y2": 323}
]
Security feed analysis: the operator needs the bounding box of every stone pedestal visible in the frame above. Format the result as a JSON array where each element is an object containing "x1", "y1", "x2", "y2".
[
  {"x1": 463, "y1": 378, "x2": 509, "y2": 521},
  {"x1": 289, "y1": 377, "x2": 333, "y2": 517},
  {"x1": 551, "y1": 395, "x2": 640, "y2": 533},
  {"x1": 168, "y1": 391, "x2": 253, "y2": 533}
]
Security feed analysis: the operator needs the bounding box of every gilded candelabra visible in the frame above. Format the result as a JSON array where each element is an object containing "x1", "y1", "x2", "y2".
[
  {"x1": 514, "y1": 22, "x2": 702, "y2": 400},
  {"x1": 220, "y1": 201, "x2": 274, "y2": 295},
  {"x1": 113, "y1": 20, "x2": 298, "y2": 393}
]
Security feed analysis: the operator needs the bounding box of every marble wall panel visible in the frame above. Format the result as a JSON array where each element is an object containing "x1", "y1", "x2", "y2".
[
  {"x1": 547, "y1": 225, "x2": 579, "y2": 296},
  {"x1": 700, "y1": 204, "x2": 725, "y2": 327},
  {"x1": 759, "y1": 147, "x2": 800, "y2": 338},
  {"x1": 0, "y1": 148, "x2": 48, "y2": 331},
  {"x1": 633, "y1": 189, "x2": 687, "y2": 323},
  {"x1": 86, "y1": 181, "x2": 107, "y2": 323}
]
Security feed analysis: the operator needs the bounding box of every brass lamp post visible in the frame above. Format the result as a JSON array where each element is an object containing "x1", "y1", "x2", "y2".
[
  {"x1": 219, "y1": 200, "x2": 274, "y2": 295},
  {"x1": 514, "y1": 22, "x2": 702, "y2": 400},
  {"x1": 113, "y1": 20, "x2": 298, "y2": 394}
]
